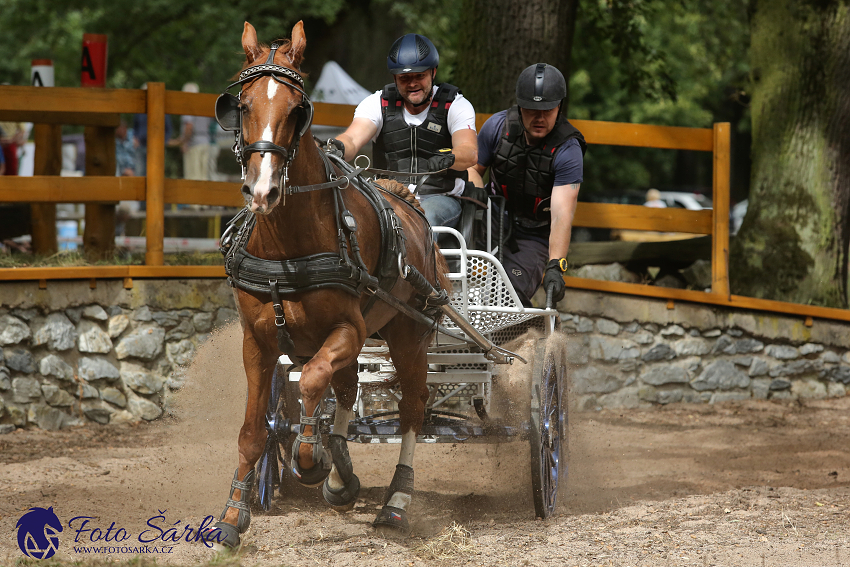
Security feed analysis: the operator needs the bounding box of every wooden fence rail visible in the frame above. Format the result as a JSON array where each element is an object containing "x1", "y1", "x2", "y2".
[{"x1": 4, "y1": 83, "x2": 843, "y2": 325}]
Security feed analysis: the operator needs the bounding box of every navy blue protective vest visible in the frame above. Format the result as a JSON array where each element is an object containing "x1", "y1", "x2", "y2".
[
  {"x1": 373, "y1": 83, "x2": 467, "y2": 195},
  {"x1": 491, "y1": 106, "x2": 586, "y2": 221}
]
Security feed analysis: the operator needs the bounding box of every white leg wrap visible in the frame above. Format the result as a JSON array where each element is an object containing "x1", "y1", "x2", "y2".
[
  {"x1": 398, "y1": 430, "x2": 416, "y2": 468},
  {"x1": 333, "y1": 407, "x2": 354, "y2": 436}
]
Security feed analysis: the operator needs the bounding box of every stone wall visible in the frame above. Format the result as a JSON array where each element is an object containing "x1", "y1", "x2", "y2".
[
  {"x1": 0, "y1": 280, "x2": 236, "y2": 431},
  {"x1": 2, "y1": 278, "x2": 849, "y2": 431},
  {"x1": 554, "y1": 290, "x2": 850, "y2": 410}
]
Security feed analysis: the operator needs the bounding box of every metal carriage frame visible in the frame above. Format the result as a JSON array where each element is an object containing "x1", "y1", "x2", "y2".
[{"x1": 261, "y1": 219, "x2": 569, "y2": 519}]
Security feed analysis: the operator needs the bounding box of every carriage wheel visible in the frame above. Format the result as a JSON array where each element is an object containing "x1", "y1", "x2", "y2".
[
  {"x1": 275, "y1": 364, "x2": 303, "y2": 494},
  {"x1": 529, "y1": 337, "x2": 568, "y2": 519},
  {"x1": 254, "y1": 361, "x2": 304, "y2": 511}
]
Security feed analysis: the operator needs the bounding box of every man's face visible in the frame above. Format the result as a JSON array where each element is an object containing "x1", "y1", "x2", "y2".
[
  {"x1": 519, "y1": 106, "x2": 560, "y2": 143},
  {"x1": 394, "y1": 70, "x2": 434, "y2": 107}
]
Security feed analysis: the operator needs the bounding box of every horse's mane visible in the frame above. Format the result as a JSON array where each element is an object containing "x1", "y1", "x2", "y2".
[
  {"x1": 372, "y1": 179, "x2": 452, "y2": 294},
  {"x1": 373, "y1": 179, "x2": 425, "y2": 214}
]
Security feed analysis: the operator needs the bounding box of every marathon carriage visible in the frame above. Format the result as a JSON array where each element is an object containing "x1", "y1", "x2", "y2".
[
  {"x1": 256, "y1": 220, "x2": 569, "y2": 521},
  {"x1": 204, "y1": 21, "x2": 568, "y2": 548}
]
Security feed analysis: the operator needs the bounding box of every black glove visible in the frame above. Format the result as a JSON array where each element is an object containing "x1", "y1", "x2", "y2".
[
  {"x1": 542, "y1": 258, "x2": 567, "y2": 304},
  {"x1": 427, "y1": 152, "x2": 455, "y2": 172},
  {"x1": 327, "y1": 138, "x2": 345, "y2": 158}
]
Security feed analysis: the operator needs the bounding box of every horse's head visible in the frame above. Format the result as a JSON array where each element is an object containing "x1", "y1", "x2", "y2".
[{"x1": 216, "y1": 21, "x2": 312, "y2": 214}]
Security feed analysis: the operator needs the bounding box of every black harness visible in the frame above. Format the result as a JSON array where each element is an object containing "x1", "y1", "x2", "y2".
[{"x1": 215, "y1": 52, "x2": 449, "y2": 356}]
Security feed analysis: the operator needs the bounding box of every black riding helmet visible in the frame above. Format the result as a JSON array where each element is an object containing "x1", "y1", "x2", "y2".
[
  {"x1": 516, "y1": 63, "x2": 566, "y2": 110},
  {"x1": 387, "y1": 34, "x2": 439, "y2": 74}
]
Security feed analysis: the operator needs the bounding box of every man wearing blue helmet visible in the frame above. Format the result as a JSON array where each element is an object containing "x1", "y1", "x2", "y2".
[
  {"x1": 331, "y1": 34, "x2": 478, "y2": 234},
  {"x1": 470, "y1": 63, "x2": 586, "y2": 307}
]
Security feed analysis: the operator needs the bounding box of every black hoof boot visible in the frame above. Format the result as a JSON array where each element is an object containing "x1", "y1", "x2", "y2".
[
  {"x1": 290, "y1": 402, "x2": 330, "y2": 488},
  {"x1": 373, "y1": 464, "x2": 413, "y2": 537},
  {"x1": 201, "y1": 468, "x2": 255, "y2": 549},
  {"x1": 322, "y1": 434, "x2": 361, "y2": 511}
]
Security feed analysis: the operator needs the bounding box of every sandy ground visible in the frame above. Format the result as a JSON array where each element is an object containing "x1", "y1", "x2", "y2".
[{"x1": 1, "y1": 324, "x2": 849, "y2": 566}]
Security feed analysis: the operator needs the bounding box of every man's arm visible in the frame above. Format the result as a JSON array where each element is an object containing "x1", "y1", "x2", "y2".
[
  {"x1": 548, "y1": 183, "x2": 580, "y2": 260},
  {"x1": 449, "y1": 128, "x2": 477, "y2": 171},
  {"x1": 335, "y1": 118, "x2": 379, "y2": 161},
  {"x1": 468, "y1": 164, "x2": 486, "y2": 187}
]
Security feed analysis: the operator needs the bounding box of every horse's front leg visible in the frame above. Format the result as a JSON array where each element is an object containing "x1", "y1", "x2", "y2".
[
  {"x1": 373, "y1": 320, "x2": 431, "y2": 536},
  {"x1": 322, "y1": 362, "x2": 360, "y2": 510},
  {"x1": 292, "y1": 323, "x2": 365, "y2": 489},
  {"x1": 203, "y1": 331, "x2": 277, "y2": 549}
]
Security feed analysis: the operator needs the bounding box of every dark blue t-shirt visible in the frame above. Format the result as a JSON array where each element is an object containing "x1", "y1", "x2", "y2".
[{"x1": 477, "y1": 110, "x2": 583, "y2": 187}]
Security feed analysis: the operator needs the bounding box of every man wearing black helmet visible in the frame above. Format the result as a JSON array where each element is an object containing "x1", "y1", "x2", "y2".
[
  {"x1": 470, "y1": 63, "x2": 586, "y2": 307},
  {"x1": 331, "y1": 34, "x2": 478, "y2": 233}
]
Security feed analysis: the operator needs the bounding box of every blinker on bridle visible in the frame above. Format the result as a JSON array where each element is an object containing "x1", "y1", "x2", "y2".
[{"x1": 215, "y1": 43, "x2": 315, "y2": 182}]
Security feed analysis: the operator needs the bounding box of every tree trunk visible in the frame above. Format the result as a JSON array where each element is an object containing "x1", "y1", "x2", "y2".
[
  {"x1": 455, "y1": 0, "x2": 579, "y2": 114},
  {"x1": 731, "y1": 1, "x2": 850, "y2": 307}
]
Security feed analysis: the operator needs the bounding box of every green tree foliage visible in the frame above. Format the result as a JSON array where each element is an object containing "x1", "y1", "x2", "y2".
[
  {"x1": 569, "y1": 0, "x2": 750, "y2": 195},
  {"x1": 0, "y1": 0, "x2": 344, "y2": 91}
]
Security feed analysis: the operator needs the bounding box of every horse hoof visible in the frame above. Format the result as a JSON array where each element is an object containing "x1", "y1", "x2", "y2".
[
  {"x1": 201, "y1": 521, "x2": 242, "y2": 550},
  {"x1": 372, "y1": 505, "x2": 410, "y2": 538},
  {"x1": 290, "y1": 453, "x2": 330, "y2": 488},
  {"x1": 323, "y1": 473, "x2": 360, "y2": 511}
]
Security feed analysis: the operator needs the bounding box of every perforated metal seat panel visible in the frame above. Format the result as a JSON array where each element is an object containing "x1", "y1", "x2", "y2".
[{"x1": 445, "y1": 252, "x2": 540, "y2": 335}]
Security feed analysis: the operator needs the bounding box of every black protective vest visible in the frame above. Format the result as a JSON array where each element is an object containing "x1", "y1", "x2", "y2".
[
  {"x1": 491, "y1": 106, "x2": 586, "y2": 221},
  {"x1": 373, "y1": 83, "x2": 467, "y2": 195}
]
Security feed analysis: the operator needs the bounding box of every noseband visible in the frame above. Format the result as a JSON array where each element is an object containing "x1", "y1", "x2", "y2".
[{"x1": 215, "y1": 43, "x2": 314, "y2": 181}]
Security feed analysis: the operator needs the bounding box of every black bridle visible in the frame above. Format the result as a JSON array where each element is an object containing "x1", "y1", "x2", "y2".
[{"x1": 215, "y1": 43, "x2": 314, "y2": 182}]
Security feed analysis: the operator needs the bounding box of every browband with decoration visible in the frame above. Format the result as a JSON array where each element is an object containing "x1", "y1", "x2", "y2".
[{"x1": 238, "y1": 63, "x2": 304, "y2": 86}]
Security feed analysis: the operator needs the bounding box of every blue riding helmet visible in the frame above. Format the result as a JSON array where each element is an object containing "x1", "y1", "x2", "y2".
[{"x1": 387, "y1": 34, "x2": 439, "y2": 74}]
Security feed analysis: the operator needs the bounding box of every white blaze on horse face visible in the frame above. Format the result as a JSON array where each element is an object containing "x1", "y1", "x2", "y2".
[
  {"x1": 250, "y1": 79, "x2": 281, "y2": 213},
  {"x1": 252, "y1": 124, "x2": 275, "y2": 211}
]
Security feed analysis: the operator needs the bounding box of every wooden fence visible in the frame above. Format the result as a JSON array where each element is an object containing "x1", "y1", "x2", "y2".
[{"x1": 0, "y1": 83, "x2": 846, "y2": 325}]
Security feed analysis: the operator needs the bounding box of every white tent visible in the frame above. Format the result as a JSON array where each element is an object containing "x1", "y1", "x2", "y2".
[{"x1": 310, "y1": 61, "x2": 371, "y2": 105}]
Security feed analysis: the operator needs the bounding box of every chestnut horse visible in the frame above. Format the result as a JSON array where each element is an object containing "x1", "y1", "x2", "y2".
[{"x1": 203, "y1": 21, "x2": 450, "y2": 547}]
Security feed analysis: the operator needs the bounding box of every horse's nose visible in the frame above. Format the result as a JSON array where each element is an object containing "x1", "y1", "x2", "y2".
[
  {"x1": 243, "y1": 183, "x2": 281, "y2": 214},
  {"x1": 266, "y1": 184, "x2": 281, "y2": 208},
  {"x1": 241, "y1": 183, "x2": 253, "y2": 202}
]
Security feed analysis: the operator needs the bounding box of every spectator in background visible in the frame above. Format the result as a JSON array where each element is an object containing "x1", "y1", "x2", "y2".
[
  {"x1": 115, "y1": 119, "x2": 135, "y2": 176},
  {"x1": 0, "y1": 121, "x2": 26, "y2": 175},
  {"x1": 0, "y1": 141, "x2": 5, "y2": 175},
  {"x1": 170, "y1": 82, "x2": 212, "y2": 181},
  {"x1": 132, "y1": 83, "x2": 173, "y2": 177},
  {"x1": 644, "y1": 188, "x2": 667, "y2": 208}
]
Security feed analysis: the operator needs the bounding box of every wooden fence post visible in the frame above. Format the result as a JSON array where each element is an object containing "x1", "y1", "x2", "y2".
[
  {"x1": 82, "y1": 126, "x2": 117, "y2": 260},
  {"x1": 712, "y1": 122, "x2": 731, "y2": 298},
  {"x1": 31, "y1": 124, "x2": 61, "y2": 254},
  {"x1": 30, "y1": 59, "x2": 59, "y2": 255},
  {"x1": 145, "y1": 82, "x2": 165, "y2": 266}
]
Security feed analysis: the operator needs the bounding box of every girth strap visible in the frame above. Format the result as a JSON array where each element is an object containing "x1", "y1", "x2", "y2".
[{"x1": 269, "y1": 280, "x2": 296, "y2": 356}]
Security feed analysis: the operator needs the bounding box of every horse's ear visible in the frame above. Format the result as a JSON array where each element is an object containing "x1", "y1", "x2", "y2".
[
  {"x1": 287, "y1": 21, "x2": 306, "y2": 69},
  {"x1": 242, "y1": 22, "x2": 263, "y2": 64}
]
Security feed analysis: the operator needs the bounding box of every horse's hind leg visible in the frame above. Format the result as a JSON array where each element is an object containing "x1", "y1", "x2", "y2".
[
  {"x1": 373, "y1": 321, "x2": 430, "y2": 536},
  {"x1": 202, "y1": 334, "x2": 276, "y2": 549},
  {"x1": 323, "y1": 362, "x2": 361, "y2": 510}
]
